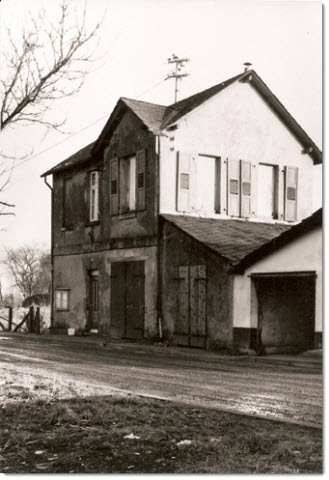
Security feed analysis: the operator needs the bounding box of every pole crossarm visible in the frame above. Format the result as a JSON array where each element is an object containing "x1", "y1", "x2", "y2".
[{"x1": 165, "y1": 54, "x2": 190, "y2": 103}]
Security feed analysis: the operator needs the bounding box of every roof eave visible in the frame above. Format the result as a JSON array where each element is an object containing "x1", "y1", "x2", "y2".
[{"x1": 243, "y1": 71, "x2": 322, "y2": 164}]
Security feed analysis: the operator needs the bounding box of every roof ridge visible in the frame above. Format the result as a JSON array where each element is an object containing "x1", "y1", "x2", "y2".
[
  {"x1": 169, "y1": 72, "x2": 246, "y2": 107},
  {"x1": 120, "y1": 96, "x2": 167, "y2": 108},
  {"x1": 121, "y1": 70, "x2": 247, "y2": 111}
]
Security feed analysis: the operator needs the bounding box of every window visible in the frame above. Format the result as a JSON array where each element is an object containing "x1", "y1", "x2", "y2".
[
  {"x1": 257, "y1": 164, "x2": 278, "y2": 219},
  {"x1": 55, "y1": 290, "x2": 70, "y2": 310},
  {"x1": 195, "y1": 155, "x2": 221, "y2": 213},
  {"x1": 89, "y1": 171, "x2": 100, "y2": 222},
  {"x1": 120, "y1": 155, "x2": 136, "y2": 212},
  {"x1": 110, "y1": 151, "x2": 146, "y2": 215},
  {"x1": 63, "y1": 177, "x2": 73, "y2": 229}
]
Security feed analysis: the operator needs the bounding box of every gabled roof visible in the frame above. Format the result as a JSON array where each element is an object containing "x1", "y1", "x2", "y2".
[
  {"x1": 231, "y1": 208, "x2": 322, "y2": 273},
  {"x1": 120, "y1": 97, "x2": 168, "y2": 133},
  {"x1": 161, "y1": 72, "x2": 246, "y2": 127},
  {"x1": 41, "y1": 141, "x2": 96, "y2": 177},
  {"x1": 242, "y1": 71, "x2": 322, "y2": 164},
  {"x1": 42, "y1": 68, "x2": 322, "y2": 177},
  {"x1": 161, "y1": 214, "x2": 291, "y2": 266}
]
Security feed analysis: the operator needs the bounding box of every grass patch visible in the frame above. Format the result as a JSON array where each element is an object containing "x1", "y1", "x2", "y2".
[{"x1": 0, "y1": 369, "x2": 322, "y2": 474}]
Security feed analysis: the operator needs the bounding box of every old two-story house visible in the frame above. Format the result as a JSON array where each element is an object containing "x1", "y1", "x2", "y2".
[{"x1": 42, "y1": 68, "x2": 322, "y2": 353}]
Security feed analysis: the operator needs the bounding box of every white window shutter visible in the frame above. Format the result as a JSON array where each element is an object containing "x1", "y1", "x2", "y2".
[
  {"x1": 227, "y1": 158, "x2": 240, "y2": 216},
  {"x1": 284, "y1": 166, "x2": 298, "y2": 221},
  {"x1": 240, "y1": 160, "x2": 252, "y2": 218},
  {"x1": 177, "y1": 152, "x2": 190, "y2": 212},
  {"x1": 250, "y1": 163, "x2": 257, "y2": 217}
]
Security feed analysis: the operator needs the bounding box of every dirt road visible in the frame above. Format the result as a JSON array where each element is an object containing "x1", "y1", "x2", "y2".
[{"x1": 0, "y1": 333, "x2": 322, "y2": 427}]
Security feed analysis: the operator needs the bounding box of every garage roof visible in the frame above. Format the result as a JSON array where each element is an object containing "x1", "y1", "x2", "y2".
[
  {"x1": 161, "y1": 214, "x2": 291, "y2": 266},
  {"x1": 231, "y1": 208, "x2": 322, "y2": 273}
]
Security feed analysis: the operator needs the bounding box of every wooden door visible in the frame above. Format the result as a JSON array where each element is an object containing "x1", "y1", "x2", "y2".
[
  {"x1": 110, "y1": 262, "x2": 126, "y2": 337},
  {"x1": 126, "y1": 261, "x2": 144, "y2": 338},
  {"x1": 87, "y1": 270, "x2": 99, "y2": 330},
  {"x1": 110, "y1": 261, "x2": 145, "y2": 339},
  {"x1": 175, "y1": 265, "x2": 207, "y2": 347}
]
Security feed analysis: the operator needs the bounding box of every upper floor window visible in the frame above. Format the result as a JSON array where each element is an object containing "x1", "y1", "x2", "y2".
[
  {"x1": 110, "y1": 150, "x2": 146, "y2": 215},
  {"x1": 120, "y1": 155, "x2": 136, "y2": 212},
  {"x1": 177, "y1": 152, "x2": 222, "y2": 214},
  {"x1": 89, "y1": 171, "x2": 100, "y2": 222},
  {"x1": 257, "y1": 164, "x2": 278, "y2": 219},
  {"x1": 227, "y1": 159, "x2": 298, "y2": 221},
  {"x1": 63, "y1": 177, "x2": 73, "y2": 229}
]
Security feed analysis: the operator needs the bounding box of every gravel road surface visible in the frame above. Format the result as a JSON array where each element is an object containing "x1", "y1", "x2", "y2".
[{"x1": 0, "y1": 333, "x2": 322, "y2": 427}]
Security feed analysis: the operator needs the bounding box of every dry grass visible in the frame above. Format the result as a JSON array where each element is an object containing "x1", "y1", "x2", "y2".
[{"x1": 0, "y1": 369, "x2": 322, "y2": 474}]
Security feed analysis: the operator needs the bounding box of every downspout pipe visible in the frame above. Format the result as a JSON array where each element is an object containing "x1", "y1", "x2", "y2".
[
  {"x1": 156, "y1": 134, "x2": 163, "y2": 340},
  {"x1": 43, "y1": 176, "x2": 54, "y2": 331}
]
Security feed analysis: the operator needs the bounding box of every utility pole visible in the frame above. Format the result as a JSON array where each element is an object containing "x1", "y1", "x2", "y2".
[{"x1": 165, "y1": 54, "x2": 190, "y2": 103}]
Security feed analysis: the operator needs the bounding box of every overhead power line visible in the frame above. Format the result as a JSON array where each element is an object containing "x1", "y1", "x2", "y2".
[{"x1": 3, "y1": 76, "x2": 167, "y2": 185}]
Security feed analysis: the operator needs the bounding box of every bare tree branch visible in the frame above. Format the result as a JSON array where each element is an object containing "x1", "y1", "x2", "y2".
[{"x1": 0, "y1": 0, "x2": 104, "y2": 215}]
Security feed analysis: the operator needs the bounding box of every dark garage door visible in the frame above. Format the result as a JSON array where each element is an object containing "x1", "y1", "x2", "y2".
[
  {"x1": 110, "y1": 261, "x2": 145, "y2": 339},
  {"x1": 255, "y1": 274, "x2": 315, "y2": 353}
]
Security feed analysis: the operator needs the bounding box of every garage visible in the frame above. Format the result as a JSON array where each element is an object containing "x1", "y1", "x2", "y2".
[
  {"x1": 253, "y1": 273, "x2": 316, "y2": 354},
  {"x1": 232, "y1": 209, "x2": 322, "y2": 353}
]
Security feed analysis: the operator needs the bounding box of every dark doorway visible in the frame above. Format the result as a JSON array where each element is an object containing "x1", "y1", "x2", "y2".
[
  {"x1": 110, "y1": 261, "x2": 145, "y2": 339},
  {"x1": 255, "y1": 274, "x2": 315, "y2": 354},
  {"x1": 174, "y1": 265, "x2": 207, "y2": 347},
  {"x1": 87, "y1": 270, "x2": 99, "y2": 330}
]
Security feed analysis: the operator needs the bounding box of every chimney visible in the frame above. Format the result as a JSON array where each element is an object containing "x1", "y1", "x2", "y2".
[{"x1": 243, "y1": 62, "x2": 252, "y2": 72}]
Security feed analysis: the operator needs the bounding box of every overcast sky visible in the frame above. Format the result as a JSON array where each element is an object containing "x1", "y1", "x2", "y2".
[{"x1": 0, "y1": 0, "x2": 323, "y2": 290}]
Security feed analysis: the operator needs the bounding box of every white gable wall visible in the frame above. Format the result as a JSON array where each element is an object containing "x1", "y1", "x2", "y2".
[
  {"x1": 160, "y1": 79, "x2": 315, "y2": 222},
  {"x1": 233, "y1": 226, "x2": 322, "y2": 333}
]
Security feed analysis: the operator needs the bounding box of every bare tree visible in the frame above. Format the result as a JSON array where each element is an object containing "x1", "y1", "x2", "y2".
[
  {"x1": 1, "y1": 0, "x2": 102, "y2": 131},
  {"x1": 2, "y1": 246, "x2": 51, "y2": 300},
  {"x1": 0, "y1": 0, "x2": 103, "y2": 213}
]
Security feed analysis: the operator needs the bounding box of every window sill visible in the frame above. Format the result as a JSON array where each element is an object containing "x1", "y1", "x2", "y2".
[
  {"x1": 116, "y1": 211, "x2": 137, "y2": 220},
  {"x1": 55, "y1": 309, "x2": 70, "y2": 312},
  {"x1": 85, "y1": 220, "x2": 100, "y2": 227}
]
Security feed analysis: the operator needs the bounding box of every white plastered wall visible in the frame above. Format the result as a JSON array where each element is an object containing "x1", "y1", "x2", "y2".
[{"x1": 159, "y1": 79, "x2": 315, "y2": 222}]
